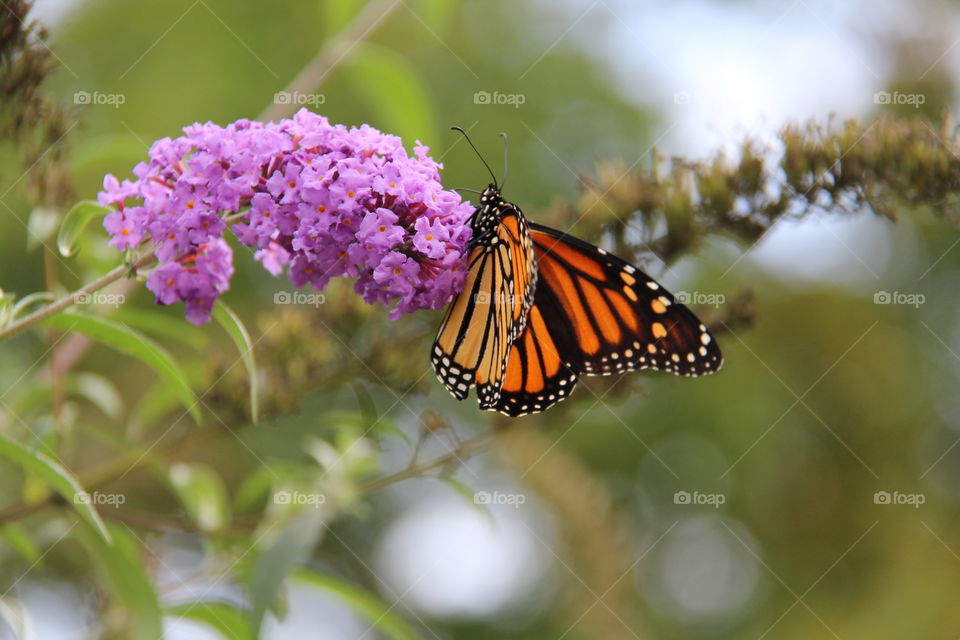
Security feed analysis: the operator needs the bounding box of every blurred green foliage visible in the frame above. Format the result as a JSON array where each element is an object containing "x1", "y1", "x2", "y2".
[{"x1": 1, "y1": 1, "x2": 960, "y2": 639}]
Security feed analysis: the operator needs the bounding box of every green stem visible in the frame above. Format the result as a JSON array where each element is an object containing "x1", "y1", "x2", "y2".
[
  {"x1": 0, "y1": 211, "x2": 250, "y2": 344},
  {"x1": 0, "y1": 251, "x2": 156, "y2": 343},
  {"x1": 357, "y1": 434, "x2": 493, "y2": 494},
  {"x1": 0, "y1": 423, "x2": 220, "y2": 525},
  {"x1": 0, "y1": 430, "x2": 491, "y2": 529}
]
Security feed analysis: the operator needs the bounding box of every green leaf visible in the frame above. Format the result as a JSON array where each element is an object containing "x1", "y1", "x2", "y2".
[
  {"x1": 213, "y1": 302, "x2": 259, "y2": 422},
  {"x1": 0, "y1": 524, "x2": 41, "y2": 565},
  {"x1": 71, "y1": 372, "x2": 124, "y2": 419},
  {"x1": 27, "y1": 206, "x2": 60, "y2": 252},
  {"x1": 249, "y1": 511, "x2": 326, "y2": 634},
  {"x1": 168, "y1": 463, "x2": 230, "y2": 532},
  {"x1": 233, "y1": 466, "x2": 275, "y2": 515},
  {"x1": 0, "y1": 433, "x2": 111, "y2": 544},
  {"x1": 295, "y1": 568, "x2": 422, "y2": 640},
  {"x1": 113, "y1": 307, "x2": 209, "y2": 350},
  {"x1": 42, "y1": 312, "x2": 201, "y2": 423},
  {"x1": 77, "y1": 523, "x2": 163, "y2": 640},
  {"x1": 0, "y1": 290, "x2": 14, "y2": 327},
  {"x1": 351, "y1": 381, "x2": 378, "y2": 425},
  {"x1": 127, "y1": 379, "x2": 182, "y2": 437},
  {"x1": 345, "y1": 44, "x2": 437, "y2": 146},
  {"x1": 57, "y1": 200, "x2": 111, "y2": 257},
  {"x1": 166, "y1": 601, "x2": 252, "y2": 640}
]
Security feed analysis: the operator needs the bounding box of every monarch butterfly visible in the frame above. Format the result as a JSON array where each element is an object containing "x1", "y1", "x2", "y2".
[{"x1": 432, "y1": 132, "x2": 722, "y2": 416}]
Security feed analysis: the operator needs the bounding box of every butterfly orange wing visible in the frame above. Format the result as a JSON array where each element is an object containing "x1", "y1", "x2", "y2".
[{"x1": 492, "y1": 223, "x2": 722, "y2": 416}]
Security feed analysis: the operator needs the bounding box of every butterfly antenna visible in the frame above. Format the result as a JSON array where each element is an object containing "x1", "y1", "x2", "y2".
[
  {"x1": 451, "y1": 126, "x2": 498, "y2": 188},
  {"x1": 452, "y1": 187, "x2": 483, "y2": 195},
  {"x1": 499, "y1": 132, "x2": 509, "y2": 191}
]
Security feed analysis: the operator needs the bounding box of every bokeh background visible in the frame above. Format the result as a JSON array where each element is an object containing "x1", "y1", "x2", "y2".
[{"x1": 2, "y1": 0, "x2": 960, "y2": 638}]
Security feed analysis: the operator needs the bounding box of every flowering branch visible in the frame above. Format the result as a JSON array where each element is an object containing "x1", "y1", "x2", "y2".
[
  {"x1": 0, "y1": 211, "x2": 250, "y2": 342},
  {"x1": 95, "y1": 110, "x2": 474, "y2": 325},
  {"x1": 563, "y1": 115, "x2": 960, "y2": 267}
]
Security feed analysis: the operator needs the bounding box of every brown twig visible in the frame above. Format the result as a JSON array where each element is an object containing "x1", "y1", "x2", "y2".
[{"x1": 259, "y1": 0, "x2": 403, "y2": 122}]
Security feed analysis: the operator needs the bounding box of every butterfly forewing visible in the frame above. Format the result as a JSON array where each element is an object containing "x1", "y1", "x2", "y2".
[
  {"x1": 529, "y1": 223, "x2": 723, "y2": 378},
  {"x1": 431, "y1": 186, "x2": 537, "y2": 406}
]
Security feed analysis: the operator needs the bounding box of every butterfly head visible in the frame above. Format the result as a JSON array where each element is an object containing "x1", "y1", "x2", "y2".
[
  {"x1": 469, "y1": 184, "x2": 510, "y2": 237},
  {"x1": 479, "y1": 184, "x2": 503, "y2": 206}
]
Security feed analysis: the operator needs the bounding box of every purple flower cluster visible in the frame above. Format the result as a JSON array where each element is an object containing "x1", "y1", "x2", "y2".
[{"x1": 99, "y1": 109, "x2": 474, "y2": 323}]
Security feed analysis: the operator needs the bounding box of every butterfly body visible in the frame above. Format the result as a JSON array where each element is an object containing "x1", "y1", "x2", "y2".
[{"x1": 433, "y1": 184, "x2": 722, "y2": 416}]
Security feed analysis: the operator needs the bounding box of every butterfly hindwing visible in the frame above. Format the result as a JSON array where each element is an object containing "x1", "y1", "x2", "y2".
[
  {"x1": 494, "y1": 276, "x2": 582, "y2": 416},
  {"x1": 529, "y1": 222, "x2": 723, "y2": 378}
]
